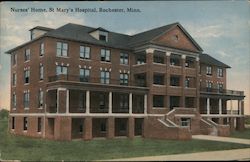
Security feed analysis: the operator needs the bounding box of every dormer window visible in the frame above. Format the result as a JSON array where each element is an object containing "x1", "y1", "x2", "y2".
[
  {"x1": 99, "y1": 34, "x2": 107, "y2": 41},
  {"x1": 89, "y1": 27, "x2": 109, "y2": 42}
]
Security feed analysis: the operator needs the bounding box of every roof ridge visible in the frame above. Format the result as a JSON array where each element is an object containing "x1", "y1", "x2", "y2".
[{"x1": 132, "y1": 22, "x2": 179, "y2": 37}]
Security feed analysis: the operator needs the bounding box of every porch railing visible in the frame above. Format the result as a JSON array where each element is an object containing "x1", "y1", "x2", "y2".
[
  {"x1": 48, "y1": 74, "x2": 147, "y2": 87},
  {"x1": 200, "y1": 88, "x2": 244, "y2": 96}
]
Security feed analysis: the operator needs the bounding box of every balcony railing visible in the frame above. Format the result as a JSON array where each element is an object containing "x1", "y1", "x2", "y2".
[
  {"x1": 200, "y1": 88, "x2": 244, "y2": 96},
  {"x1": 48, "y1": 74, "x2": 147, "y2": 87}
]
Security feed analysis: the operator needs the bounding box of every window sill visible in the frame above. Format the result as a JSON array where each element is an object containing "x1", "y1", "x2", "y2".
[
  {"x1": 152, "y1": 107, "x2": 166, "y2": 109},
  {"x1": 24, "y1": 83, "x2": 30, "y2": 85},
  {"x1": 56, "y1": 56, "x2": 69, "y2": 58},
  {"x1": 12, "y1": 108, "x2": 16, "y2": 111},
  {"x1": 169, "y1": 86, "x2": 181, "y2": 88},
  {"x1": 132, "y1": 63, "x2": 146, "y2": 67},
  {"x1": 100, "y1": 61, "x2": 111, "y2": 64},
  {"x1": 120, "y1": 63, "x2": 129, "y2": 66},
  {"x1": 37, "y1": 132, "x2": 42, "y2": 134},
  {"x1": 24, "y1": 60, "x2": 30, "y2": 63},
  {"x1": 24, "y1": 107, "x2": 29, "y2": 110},
  {"x1": 80, "y1": 58, "x2": 91, "y2": 61},
  {"x1": 39, "y1": 55, "x2": 44, "y2": 57},
  {"x1": 38, "y1": 107, "x2": 43, "y2": 110},
  {"x1": 39, "y1": 80, "x2": 44, "y2": 82},
  {"x1": 153, "y1": 84, "x2": 166, "y2": 87},
  {"x1": 153, "y1": 62, "x2": 166, "y2": 66},
  {"x1": 23, "y1": 130, "x2": 27, "y2": 133},
  {"x1": 170, "y1": 65, "x2": 181, "y2": 68}
]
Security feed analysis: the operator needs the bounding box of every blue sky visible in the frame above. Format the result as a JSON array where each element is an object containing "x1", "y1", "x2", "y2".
[{"x1": 0, "y1": 1, "x2": 249, "y2": 114}]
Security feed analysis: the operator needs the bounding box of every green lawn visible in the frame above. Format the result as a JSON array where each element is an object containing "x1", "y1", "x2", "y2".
[
  {"x1": 0, "y1": 119, "x2": 249, "y2": 161},
  {"x1": 230, "y1": 129, "x2": 250, "y2": 139}
]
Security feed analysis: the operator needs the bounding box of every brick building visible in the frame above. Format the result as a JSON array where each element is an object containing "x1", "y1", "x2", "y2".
[{"x1": 6, "y1": 22, "x2": 245, "y2": 140}]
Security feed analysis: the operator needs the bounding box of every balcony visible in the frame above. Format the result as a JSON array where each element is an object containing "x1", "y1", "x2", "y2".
[
  {"x1": 200, "y1": 88, "x2": 244, "y2": 96},
  {"x1": 48, "y1": 74, "x2": 147, "y2": 87}
]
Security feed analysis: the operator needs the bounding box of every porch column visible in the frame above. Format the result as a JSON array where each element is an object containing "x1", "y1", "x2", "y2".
[
  {"x1": 219, "y1": 98, "x2": 222, "y2": 115},
  {"x1": 129, "y1": 93, "x2": 133, "y2": 114},
  {"x1": 144, "y1": 94, "x2": 147, "y2": 114},
  {"x1": 56, "y1": 89, "x2": 59, "y2": 114},
  {"x1": 86, "y1": 91, "x2": 90, "y2": 114},
  {"x1": 66, "y1": 89, "x2": 69, "y2": 114},
  {"x1": 230, "y1": 99, "x2": 233, "y2": 115},
  {"x1": 238, "y1": 100, "x2": 241, "y2": 115},
  {"x1": 109, "y1": 92, "x2": 112, "y2": 114},
  {"x1": 206, "y1": 98, "x2": 210, "y2": 114}
]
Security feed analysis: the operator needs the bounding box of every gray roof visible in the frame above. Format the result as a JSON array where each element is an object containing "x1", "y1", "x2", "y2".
[
  {"x1": 200, "y1": 53, "x2": 231, "y2": 68},
  {"x1": 29, "y1": 26, "x2": 54, "y2": 31},
  {"x1": 6, "y1": 22, "x2": 203, "y2": 53},
  {"x1": 44, "y1": 23, "x2": 131, "y2": 50}
]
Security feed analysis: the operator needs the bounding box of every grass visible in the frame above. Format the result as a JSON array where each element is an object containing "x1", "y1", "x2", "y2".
[
  {"x1": 230, "y1": 129, "x2": 250, "y2": 139},
  {"x1": 0, "y1": 118, "x2": 250, "y2": 161}
]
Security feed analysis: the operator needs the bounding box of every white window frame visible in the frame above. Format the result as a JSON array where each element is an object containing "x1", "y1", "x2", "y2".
[
  {"x1": 206, "y1": 66, "x2": 212, "y2": 75},
  {"x1": 24, "y1": 69, "x2": 30, "y2": 84},
  {"x1": 120, "y1": 53, "x2": 128, "y2": 65},
  {"x1": 39, "y1": 64, "x2": 44, "y2": 80},
  {"x1": 100, "y1": 71, "x2": 110, "y2": 84},
  {"x1": 40, "y1": 42, "x2": 44, "y2": 56},
  {"x1": 24, "y1": 49, "x2": 30, "y2": 62},
  {"x1": 38, "y1": 89, "x2": 43, "y2": 108},
  {"x1": 101, "y1": 49, "x2": 111, "y2": 62},
  {"x1": 80, "y1": 46, "x2": 90, "y2": 59},
  {"x1": 56, "y1": 42, "x2": 68, "y2": 57},
  {"x1": 56, "y1": 65, "x2": 68, "y2": 75},
  {"x1": 24, "y1": 91, "x2": 30, "y2": 109},
  {"x1": 217, "y1": 68, "x2": 223, "y2": 77}
]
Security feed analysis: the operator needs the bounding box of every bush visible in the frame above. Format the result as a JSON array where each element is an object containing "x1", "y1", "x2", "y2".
[{"x1": 0, "y1": 109, "x2": 9, "y2": 120}]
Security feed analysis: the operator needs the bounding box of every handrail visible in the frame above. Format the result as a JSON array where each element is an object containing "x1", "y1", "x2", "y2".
[
  {"x1": 48, "y1": 74, "x2": 147, "y2": 87},
  {"x1": 200, "y1": 88, "x2": 244, "y2": 96}
]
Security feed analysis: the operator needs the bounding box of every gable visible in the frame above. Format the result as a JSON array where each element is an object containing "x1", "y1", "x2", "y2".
[{"x1": 152, "y1": 26, "x2": 201, "y2": 52}]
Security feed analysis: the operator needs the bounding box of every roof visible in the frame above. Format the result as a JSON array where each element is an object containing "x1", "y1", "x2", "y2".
[
  {"x1": 129, "y1": 22, "x2": 203, "y2": 51},
  {"x1": 199, "y1": 53, "x2": 231, "y2": 68},
  {"x1": 29, "y1": 26, "x2": 54, "y2": 31},
  {"x1": 6, "y1": 22, "x2": 203, "y2": 53}
]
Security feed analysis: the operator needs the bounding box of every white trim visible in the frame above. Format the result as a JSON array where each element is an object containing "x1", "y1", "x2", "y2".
[
  {"x1": 132, "y1": 63, "x2": 146, "y2": 67},
  {"x1": 146, "y1": 48, "x2": 154, "y2": 54},
  {"x1": 175, "y1": 114, "x2": 195, "y2": 117},
  {"x1": 9, "y1": 113, "x2": 165, "y2": 117}
]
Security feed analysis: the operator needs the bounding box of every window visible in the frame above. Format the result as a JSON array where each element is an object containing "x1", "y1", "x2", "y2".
[
  {"x1": 56, "y1": 65, "x2": 68, "y2": 75},
  {"x1": 13, "y1": 73, "x2": 16, "y2": 86},
  {"x1": 12, "y1": 117, "x2": 15, "y2": 129},
  {"x1": 12, "y1": 54, "x2": 17, "y2": 66},
  {"x1": 100, "y1": 123, "x2": 106, "y2": 132},
  {"x1": 185, "y1": 57, "x2": 195, "y2": 68},
  {"x1": 136, "y1": 55, "x2": 146, "y2": 64},
  {"x1": 24, "y1": 69, "x2": 30, "y2": 84},
  {"x1": 120, "y1": 53, "x2": 128, "y2": 65},
  {"x1": 24, "y1": 91, "x2": 30, "y2": 108},
  {"x1": 181, "y1": 118, "x2": 191, "y2": 127},
  {"x1": 153, "y1": 55, "x2": 164, "y2": 64},
  {"x1": 170, "y1": 76, "x2": 180, "y2": 86},
  {"x1": 153, "y1": 95, "x2": 164, "y2": 107},
  {"x1": 80, "y1": 46, "x2": 90, "y2": 59},
  {"x1": 24, "y1": 49, "x2": 30, "y2": 61},
  {"x1": 217, "y1": 68, "x2": 223, "y2": 77},
  {"x1": 218, "y1": 83, "x2": 223, "y2": 92},
  {"x1": 170, "y1": 55, "x2": 180, "y2": 66},
  {"x1": 100, "y1": 71, "x2": 110, "y2": 84},
  {"x1": 206, "y1": 66, "x2": 212, "y2": 75},
  {"x1": 56, "y1": 42, "x2": 68, "y2": 57},
  {"x1": 39, "y1": 64, "x2": 44, "y2": 80},
  {"x1": 80, "y1": 68, "x2": 90, "y2": 82},
  {"x1": 170, "y1": 96, "x2": 180, "y2": 110},
  {"x1": 79, "y1": 123, "x2": 83, "y2": 133},
  {"x1": 120, "y1": 73, "x2": 128, "y2": 85},
  {"x1": 79, "y1": 92, "x2": 85, "y2": 110},
  {"x1": 153, "y1": 74, "x2": 164, "y2": 85},
  {"x1": 99, "y1": 35, "x2": 107, "y2": 41},
  {"x1": 12, "y1": 93, "x2": 16, "y2": 108},
  {"x1": 37, "y1": 117, "x2": 42, "y2": 133},
  {"x1": 120, "y1": 94, "x2": 129, "y2": 109},
  {"x1": 99, "y1": 93, "x2": 106, "y2": 109},
  {"x1": 206, "y1": 81, "x2": 213, "y2": 92},
  {"x1": 38, "y1": 89, "x2": 43, "y2": 108},
  {"x1": 40, "y1": 43, "x2": 44, "y2": 56},
  {"x1": 101, "y1": 49, "x2": 110, "y2": 62},
  {"x1": 185, "y1": 77, "x2": 190, "y2": 88},
  {"x1": 23, "y1": 117, "x2": 28, "y2": 131}
]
